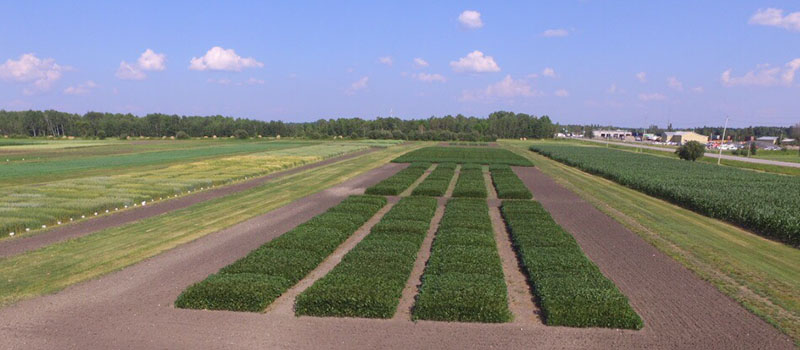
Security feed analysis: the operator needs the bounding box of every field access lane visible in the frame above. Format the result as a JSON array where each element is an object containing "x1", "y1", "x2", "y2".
[
  {"x1": 582, "y1": 138, "x2": 800, "y2": 168},
  {"x1": 513, "y1": 166, "x2": 793, "y2": 349},
  {"x1": 0, "y1": 148, "x2": 376, "y2": 258}
]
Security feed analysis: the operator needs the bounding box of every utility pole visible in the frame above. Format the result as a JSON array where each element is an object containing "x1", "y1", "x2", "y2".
[{"x1": 718, "y1": 116, "x2": 728, "y2": 165}]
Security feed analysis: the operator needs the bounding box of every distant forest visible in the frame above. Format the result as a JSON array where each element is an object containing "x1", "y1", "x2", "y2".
[
  {"x1": 0, "y1": 109, "x2": 796, "y2": 142},
  {"x1": 0, "y1": 110, "x2": 556, "y2": 141}
]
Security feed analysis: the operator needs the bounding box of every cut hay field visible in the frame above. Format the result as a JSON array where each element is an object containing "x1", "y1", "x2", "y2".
[{"x1": 0, "y1": 142, "x2": 370, "y2": 238}]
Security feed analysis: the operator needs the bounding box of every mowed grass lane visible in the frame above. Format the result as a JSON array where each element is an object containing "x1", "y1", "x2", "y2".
[
  {"x1": 501, "y1": 140, "x2": 800, "y2": 343},
  {"x1": 0, "y1": 143, "x2": 423, "y2": 307}
]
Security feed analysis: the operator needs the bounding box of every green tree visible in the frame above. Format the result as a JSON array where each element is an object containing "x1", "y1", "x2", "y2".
[
  {"x1": 675, "y1": 141, "x2": 705, "y2": 161},
  {"x1": 96, "y1": 130, "x2": 106, "y2": 140},
  {"x1": 175, "y1": 131, "x2": 190, "y2": 140},
  {"x1": 750, "y1": 142, "x2": 757, "y2": 156},
  {"x1": 233, "y1": 129, "x2": 249, "y2": 139}
]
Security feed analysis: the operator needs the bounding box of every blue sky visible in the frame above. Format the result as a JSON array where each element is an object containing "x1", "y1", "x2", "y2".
[{"x1": 1, "y1": 1, "x2": 799, "y2": 128}]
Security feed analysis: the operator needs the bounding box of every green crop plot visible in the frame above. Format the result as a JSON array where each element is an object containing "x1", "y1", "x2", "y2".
[
  {"x1": 393, "y1": 146, "x2": 533, "y2": 166},
  {"x1": 451, "y1": 164, "x2": 487, "y2": 198},
  {"x1": 175, "y1": 195, "x2": 387, "y2": 312},
  {"x1": 364, "y1": 162, "x2": 430, "y2": 195},
  {"x1": 489, "y1": 164, "x2": 532, "y2": 199},
  {"x1": 531, "y1": 144, "x2": 800, "y2": 246},
  {"x1": 413, "y1": 198, "x2": 511, "y2": 323},
  {"x1": 295, "y1": 196, "x2": 438, "y2": 318},
  {"x1": 501, "y1": 200, "x2": 643, "y2": 329},
  {"x1": 0, "y1": 143, "x2": 368, "y2": 237},
  {"x1": 412, "y1": 163, "x2": 456, "y2": 197}
]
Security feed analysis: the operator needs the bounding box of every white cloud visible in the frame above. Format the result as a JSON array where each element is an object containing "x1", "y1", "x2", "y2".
[
  {"x1": 667, "y1": 76, "x2": 683, "y2": 91},
  {"x1": 378, "y1": 56, "x2": 393, "y2": 66},
  {"x1": 749, "y1": 8, "x2": 800, "y2": 31},
  {"x1": 413, "y1": 58, "x2": 429, "y2": 68},
  {"x1": 137, "y1": 49, "x2": 166, "y2": 71},
  {"x1": 691, "y1": 86, "x2": 704, "y2": 93},
  {"x1": 462, "y1": 75, "x2": 541, "y2": 101},
  {"x1": 346, "y1": 76, "x2": 369, "y2": 95},
  {"x1": 0, "y1": 53, "x2": 66, "y2": 94},
  {"x1": 189, "y1": 46, "x2": 263, "y2": 71},
  {"x1": 207, "y1": 78, "x2": 232, "y2": 85},
  {"x1": 116, "y1": 61, "x2": 146, "y2": 80},
  {"x1": 607, "y1": 84, "x2": 618, "y2": 94},
  {"x1": 246, "y1": 77, "x2": 265, "y2": 85},
  {"x1": 450, "y1": 50, "x2": 500, "y2": 73},
  {"x1": 554, "y1": 89, "x2": 569, "y2": 97},
  {"x1": 458, "y1": 10, "x2": 483, "y2": 28},
  {"x1": 542, "y1": 29, "x2": 569, "y2": 37},
  {"x1": 116, "y1": 49, "x2": 167, "y2": 80},
  {"x1": 63, "y1": 80, "x2": 97, "y2": 95},
  {"x1": 636, "y1": 71, "x2": 647, "y2": 83},
  {"x1": 638, "y1": 92, "x2": 666, "y2": 101},
  {"x1": 721, "y1": 59, "x2": 800, "y2": 87},
  {"x1": 207, "y1": 77, "x2": 265, "y2": 86},
  {"x1": 412, "y1": 72, "x2": 446, "y2": 83},
  {"x1": 542, "y1": 67, "x2": 556, "y2": 78}
]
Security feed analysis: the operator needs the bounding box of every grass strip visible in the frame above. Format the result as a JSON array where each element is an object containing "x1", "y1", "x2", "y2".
[
  {"x1": 500, "y1": 200, "x2": 643, "y2": 329},
  {"x1": 489, "y1": 164, "x2": 532, "y2": 199},
  {"x1": 412, "y1": 163, "x2": 456, "y2": 197},
  {"x1": 451, "y1": 164, "x2": 487, "y2": 198},
  {"x1": 364, "y1": 162, "x2": 430, "y2": 195},
  {"x1": 393, "y1": 146, "x2": 533, "y2": 166},
  {"x1": 413, "y1": 198, "x2": 511, "y2": 323},
  {"x1": 295, "y1": 196, "x2": 438, "y2": 318},
  {"x1": 174, "y1": 195, "x2": 387, "y2": 312}
]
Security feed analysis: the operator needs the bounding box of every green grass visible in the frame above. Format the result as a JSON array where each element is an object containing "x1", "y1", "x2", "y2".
[
  {"x1": 489, "y1": 164, "x2": 532, "y2": 199},
  {"x1": 176, "y1": 195, "x2": 387, "y2": 311},
  {"x1": 451, "y1": 164, "x2": 487, "y2": 198},
  {"x1": 0, "y1": 143, "x2": 369, "y2": 238},
  {"x1": 501, "y1": 200, "x2": 642, "y2": 329},
  {"x1": 412, "y1": 163, "x2": 456, "y2": 197},
  {"x1": 413, "y1": 198, "x2": 511, "y2": 323},
  {"x1": 365, "y1": 162, "x2": 430, "y2": 195},
  {"x1": 295, "y1": 196, "x2": 437, "y2": 318},
  {"x1": 501, "y1": 140, "x2": 800, "y2": 343},
  {"x1": 393, "y1": 146, "x2": 533, "y2": 166},
  {"x1": 531, "y1": 143, "x2": 800, "y2": 246},
  {"x1": 0, "y1": 143, "x2": 423, "y2": 308}
]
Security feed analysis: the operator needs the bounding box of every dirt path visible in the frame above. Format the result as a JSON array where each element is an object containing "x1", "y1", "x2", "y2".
[
  {"x1": 484, "y1": 174, "x2": 541, "y2": 326},
  {"x1": 0, "y1": 149, "x2": 376, "y2": 258},
  {"x1": 399, "y1": 163, "x2": 435, "y2": 197},
  {"x1": 393, "y1": 197, "x2": 446, "y2": 320},
  {"x1": 267, "y1": 198, "x2": 398, "y2": 316},
  {"x1": 511, "y1": 166, "x2": 794, "y2": 349}
]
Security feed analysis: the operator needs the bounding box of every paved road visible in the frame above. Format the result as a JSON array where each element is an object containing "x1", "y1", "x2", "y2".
[{"x1": 581, "y1": 138, "x2": 800, "y2": 168}]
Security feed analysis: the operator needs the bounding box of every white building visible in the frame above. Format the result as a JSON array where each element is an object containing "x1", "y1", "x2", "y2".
[{"x1": 592, "y1": 129, "x2": 632, "y2": 139}]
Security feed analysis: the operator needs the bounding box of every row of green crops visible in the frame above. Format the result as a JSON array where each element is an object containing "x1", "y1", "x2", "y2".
[
  {"x1": 174, "y1": 195, "x2": 387, "y2": 311},
  {"x1": 411, "y1": 163, "x2": 457, "y2": 197},
  {"x1": 393, "y1": 146, "x2": 533, "y2": 166},
  {"x1": 489, "y1": 164, "x2": 532, "y2": 199},
  {"x1": 413, "y1": 198, "x2": 511, "y2": 322},
  {"x1": 500, "y1": 200, "x2": 643, "y2": 328},
  {"x1": 364, "y1": 163, "x2": 431, "y2": 195},
  {"x1": 295, "y1": 196, "x2": 438, "y2": 318},
  {"x1": 0, "y1": 144, "x2": 370, "y2": 237},
  {"x1": 531, "y1": 144, "x2": 800, "y2": 246},
  {"x1": 452, "y1": 164, "x2": 487, "y2": 198}
]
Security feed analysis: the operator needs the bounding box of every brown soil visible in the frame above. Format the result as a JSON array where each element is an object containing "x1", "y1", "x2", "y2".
[
  {"x1": 0, "y1": 163, "x2": 792, "y2": 349},
  {"x1": 0, "y1": 149, "x2": 376, "y2": 258}
]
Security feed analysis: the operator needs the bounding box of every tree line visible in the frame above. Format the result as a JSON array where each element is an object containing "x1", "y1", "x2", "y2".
[{"x1": 0, "y1": 110, "x2": 557, "y2": 141}]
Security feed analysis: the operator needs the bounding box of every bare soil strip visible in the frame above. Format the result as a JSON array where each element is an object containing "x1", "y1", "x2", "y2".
[
  {"x1": 393, "y1": 197, "x2": 446, "y2": 320},
  {"x1": 267, "y1": 198, "x2": 399, "y2": 316},
  {"x1": 399, "y1": 163, "x2": 436, "y2": 197},
  {"x1": 511, "y1": 166, "x2": 794, "y2": 348},
  {"x1": 487, "y1": 202, "x2": 541, "y2": 325},
  {"x1": 0, "y1": 149, "x2": 376, "y2": 258}
]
